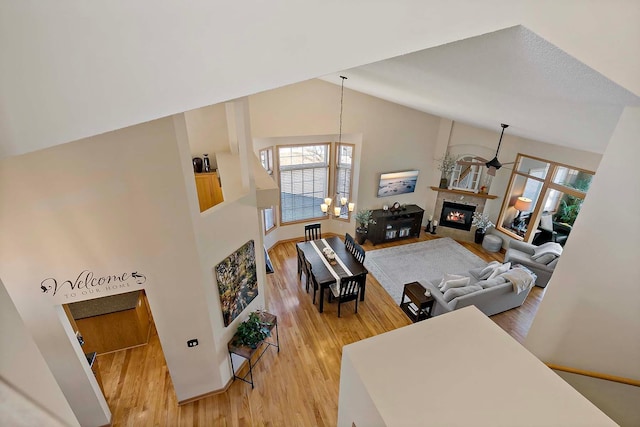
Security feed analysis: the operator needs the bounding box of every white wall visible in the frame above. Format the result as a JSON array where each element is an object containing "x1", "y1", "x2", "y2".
[
  {"x1": 184, "y1": 103, "x2": 230, "y2": 170},
  {"x1": 251, "y1": 79, "x2": 441, "y2": 210},
  {"x1": 525, "y1": 107, "x2": 640, "y2": 380},
  {"x1": 249, "y1": 79, "x2": 441, "y2": 245},
  {"x1": 0, "y1": 117, "x2": 241, "y2": 423},
  {"x1": 175, "y1": 102, "x2": 268, "y2": 383},
  {"x1": 247, "y1": 81, "x2": 602, "y2": 246},
  {"x1": 0, "y1": 280, "x2": 79, "y2": 427}
]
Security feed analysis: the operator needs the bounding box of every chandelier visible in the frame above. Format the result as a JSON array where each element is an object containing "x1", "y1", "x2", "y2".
[
  {"x1": 320, "y1": 75, "x2": 355, "y2": 218},
  {"x1": 321, "y1": 196, "x2": 355, "y2": 217}
]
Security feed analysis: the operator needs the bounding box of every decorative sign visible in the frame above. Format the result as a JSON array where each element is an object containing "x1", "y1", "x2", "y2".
[
  {"x1": 215, "y1": 240, "x2": 258, "y2": 327},
  {"x1": 40, "y1": 270, "x2": 146, "y2": 300}
]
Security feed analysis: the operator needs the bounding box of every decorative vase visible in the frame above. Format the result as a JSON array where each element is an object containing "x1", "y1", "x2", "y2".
[
  {"x1": 425, "y1": 220, "x2": 432, "y2": 233},
  {"x1": 439, "y1": 177, "x2": 448, "y2": 189},
  {"x1": 203, "y1": 154, "x2": 211, "y2": 172},
  {"x1": 192, "y1": 157, "x2": 203, "y2": 173},
  {"x1": 355, "y1": 228, "x2": 367, "y2": 245},
  {"x1": 475, "y1": 229, "x2": 486, "y2": 244}
]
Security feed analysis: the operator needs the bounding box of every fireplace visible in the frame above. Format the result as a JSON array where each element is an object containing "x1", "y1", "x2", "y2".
[{"x1": 440, "y1": 201, "x2": 476, "y2": 231}]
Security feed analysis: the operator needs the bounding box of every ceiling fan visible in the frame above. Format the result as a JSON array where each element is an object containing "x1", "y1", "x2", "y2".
[{"x1": 457, "y1": 123, "x2": 515, "y2": 176}]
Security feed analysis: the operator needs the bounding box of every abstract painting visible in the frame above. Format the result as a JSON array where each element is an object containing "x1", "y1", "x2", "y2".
[{"x1": 215, "y1": 240, "x2": 258, "y2": 326}]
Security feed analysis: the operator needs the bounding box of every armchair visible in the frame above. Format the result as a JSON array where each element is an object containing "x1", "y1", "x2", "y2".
[{"x1": 504, "y1": 240, "x2": 559, "y2": 288}]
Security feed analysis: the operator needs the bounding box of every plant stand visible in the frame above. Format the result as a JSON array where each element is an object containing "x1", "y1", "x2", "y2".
[{"x1": 227, "y1": 312, "x2": 279, "y2": 389}]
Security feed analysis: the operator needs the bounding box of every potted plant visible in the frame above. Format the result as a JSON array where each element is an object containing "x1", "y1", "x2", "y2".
[
  {"x1": 235, "y1": 311, "x2": 272, "y2": 349},
  {"x1": 471, "y1": 212, "x2": 494, "y2": 244},
  {"x1": 436, "y1": 152, "x2": 457, "y2": 188},
  {"x1": 354, "y1": 209, "x2": 376, "y2": 245}
]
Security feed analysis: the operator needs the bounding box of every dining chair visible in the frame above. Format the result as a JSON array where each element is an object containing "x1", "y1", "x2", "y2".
[
  {"x1": 329, "y1": 274, "x2": 365, "y2": 317},
  {"x1": 345, "y1": 233, "x2": 355, "y2": 253},
  {"x1": 352, "y1": 242, "x2": 366, "y2": 264},
  {"x1": 295, "y1": 245, "x2": 304, "y2": 280},
  {"x1": 309, "y1": 270, "x2": 319, "y2": 304},
  {"x1": 304, "y1": 223, "x2": 321, "y2": 242},
  {"x1": 304, "y1": 258, "x2": 313, "y2": 293}
]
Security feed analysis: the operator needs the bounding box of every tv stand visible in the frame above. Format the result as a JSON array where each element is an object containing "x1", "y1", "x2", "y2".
[{"x1": 367, "y1": 205, "x2": 424, "y2": 245}]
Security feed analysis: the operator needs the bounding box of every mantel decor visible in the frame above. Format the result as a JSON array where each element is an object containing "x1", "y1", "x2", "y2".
[{"x1": 430, "y1": 186, "x2": 498, "y2": 200}]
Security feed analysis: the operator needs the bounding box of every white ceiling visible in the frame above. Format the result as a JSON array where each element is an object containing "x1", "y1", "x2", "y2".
[{"x1": 321, "y1": 26, "x2": 640, "y2": 154}]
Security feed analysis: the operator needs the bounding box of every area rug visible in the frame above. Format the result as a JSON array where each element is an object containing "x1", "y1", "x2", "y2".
[{"x1": 364, "y1": 238, "x2": 487, "y2": 304}]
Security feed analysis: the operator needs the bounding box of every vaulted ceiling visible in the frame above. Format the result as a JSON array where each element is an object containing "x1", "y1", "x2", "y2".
[{"x1": 321, "y1": 26, "x2": 640, "y2": 154}]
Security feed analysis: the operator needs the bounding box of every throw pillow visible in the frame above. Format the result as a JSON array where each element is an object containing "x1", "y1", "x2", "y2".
[
  {"x1": 488, "y1": 262, "x2": 511, "y2": 280},
  {"x1": 443, "y1": 285, "x2": 483, "y2": 303},
  {"x1": 438, "y1": 273, "x2": 467, "y2": 289},
  {"x1": 534, "y1": 253, "x2": 557, "y2": 265},
  {"x1": 476, "y1": 276, "x2": 508, "y2": 289},
  {"x1": 441, "y1": 276, "x2": 471, "y2": 292},
  {"x1": 478, "y1": 261, "x2": 501, "y2": 280}
]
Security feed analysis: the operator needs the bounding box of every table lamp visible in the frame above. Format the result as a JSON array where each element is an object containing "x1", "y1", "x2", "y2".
[{"x1": 513, "y1": 197, "x2": 532, "y2": 227}]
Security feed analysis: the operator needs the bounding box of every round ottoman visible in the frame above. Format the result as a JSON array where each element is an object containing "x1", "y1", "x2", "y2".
[{"x1": 482, "y1": 234, "x2": 502, "y2": 252}]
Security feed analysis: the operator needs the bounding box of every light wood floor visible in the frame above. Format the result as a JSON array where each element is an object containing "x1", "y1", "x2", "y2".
[{"x1": 97, "y1": 232, "x2": 545, "y2": 426}]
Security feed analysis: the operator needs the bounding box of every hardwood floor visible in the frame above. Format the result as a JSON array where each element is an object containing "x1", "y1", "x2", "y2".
[{"x1": 97, "y1": 231, "x2": 545, "y2": 426}]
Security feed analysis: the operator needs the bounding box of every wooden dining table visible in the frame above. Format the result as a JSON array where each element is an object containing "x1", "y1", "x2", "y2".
[{"x1": 296, "y1": 236, "x2": 368, "y2": 313}]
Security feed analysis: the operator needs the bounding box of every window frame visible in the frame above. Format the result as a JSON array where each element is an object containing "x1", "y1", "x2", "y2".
[
  {"x1": 258, "y1": 147, "x2": 276, "y2": 234},
  {"x1": 333, "y1": 143, "x2": 355, "y2": 221},
  {"x1": 277, "y1": 143, "x2": 331, "y2": 225},
  {"x1": 496, "y1": 153, "x2": 594, "y2": 242}
]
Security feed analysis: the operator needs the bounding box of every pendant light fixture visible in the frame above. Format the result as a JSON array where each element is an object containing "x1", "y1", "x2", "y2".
[{"x1": 320, "y1": 76, "x2": 355, "y2": 217}]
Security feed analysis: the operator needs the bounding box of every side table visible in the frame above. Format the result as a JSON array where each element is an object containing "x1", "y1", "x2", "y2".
[
  {"x1": 400, "y1": 282, "x2": 434, "y2": 322},
  {"x1": 228, "y1": 312, "x2": 279, "y2": 389}
]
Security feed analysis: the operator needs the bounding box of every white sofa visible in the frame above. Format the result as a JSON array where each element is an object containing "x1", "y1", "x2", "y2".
[{"x1": 423, "y1": 265, "x2": 534, "y2": 317}]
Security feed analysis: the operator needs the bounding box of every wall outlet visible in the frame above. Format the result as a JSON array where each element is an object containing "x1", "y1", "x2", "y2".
[{"x1": 187, "y1": 339, "x2": 198, "y2": 348}]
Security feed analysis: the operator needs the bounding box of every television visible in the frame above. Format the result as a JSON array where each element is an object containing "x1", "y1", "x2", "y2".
[{"x1": 377, "y1": 170, "x2": 419, "y2": 198}]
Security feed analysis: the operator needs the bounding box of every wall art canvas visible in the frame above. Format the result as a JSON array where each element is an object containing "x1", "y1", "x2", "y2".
[
  {"x1": 377, "y1": 170, "x2": 419, "y2": 197},
  {"x1": 215, "y1": 240, "x2": 258, "y2": 326}
]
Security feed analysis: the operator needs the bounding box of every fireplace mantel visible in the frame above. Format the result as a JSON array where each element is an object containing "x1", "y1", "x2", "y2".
[{"x1": 429, "y1": 186, "x2": 498, "y2": 200}]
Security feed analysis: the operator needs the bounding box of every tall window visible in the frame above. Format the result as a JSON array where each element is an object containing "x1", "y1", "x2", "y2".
[
  {"x1": 260, "y1": 148, "x2": 273, "y2": 176},
  {"x1": 497, "y1": 154, "x2": 593, "y2": 243},
  {"x1": 259, "y1": 147, "x2": 276, "y2": 233},
  {"x1": 334, "y1": 144, "x2": 354, "y2": 220},
  {"x1": 278, "y1": 144, "x2": 329, "y2": 224}
]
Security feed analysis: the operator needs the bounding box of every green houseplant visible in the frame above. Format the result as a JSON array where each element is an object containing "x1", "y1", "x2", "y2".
[
  {"x1": 235, "y1": 312, "x2": 272, "y2": 349},
  {"x1": 354, "y1": 209, "x2": 376, "y2": 244}
]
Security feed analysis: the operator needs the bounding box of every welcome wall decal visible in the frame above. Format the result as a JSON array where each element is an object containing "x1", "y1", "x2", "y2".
[{"x1": 40, "y1": 270, "x2": 147, "y2": 299}]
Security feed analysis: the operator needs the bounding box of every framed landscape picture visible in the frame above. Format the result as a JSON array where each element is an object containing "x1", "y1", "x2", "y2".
[
  {"x1": 215, "y1": 240, "x2": 258, "y2": 326},
  {"x1": 377, "y1": 170, "x2": 419, "y2": 198}
]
